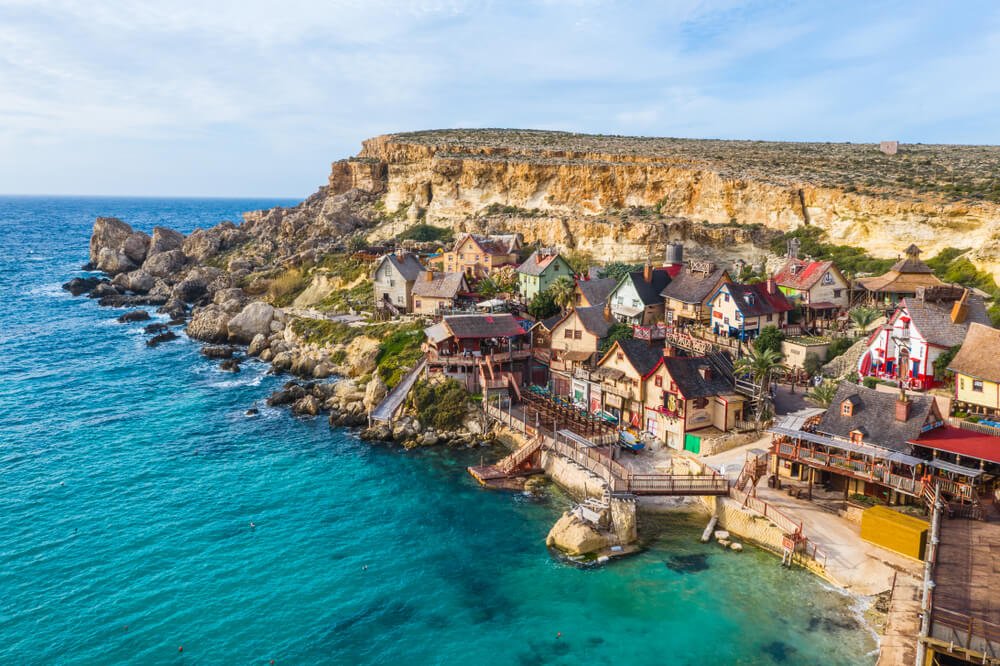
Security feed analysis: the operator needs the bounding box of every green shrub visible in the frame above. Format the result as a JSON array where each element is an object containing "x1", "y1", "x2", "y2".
[
  {"x1": 398, "y1": 223, "x2": 454, "y2": 243},
  {"x1": 826, "y1": 336, "x2": 856, "y2": 361},
  {"x1": 599, "y1": 322, "x2": 633, "y2": 355},
  {"x1": 375, "y1": 323, "x2": 426, "y2": 388},
  {"x1": 754, "y1": 326, "x2": 785, "y2": 355},
  {"x1": 290, "y1": 318, "x2": 362, "y2": 346},
  {"x1": 411, "y1": 379, "x2": 468, "y2": 430},
  {"x1": 862, "y1": 376, "x2": 878, "y2": 389}
]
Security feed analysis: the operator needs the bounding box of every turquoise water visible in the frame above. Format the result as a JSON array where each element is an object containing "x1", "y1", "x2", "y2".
[{"x1": 0, "y1": 197, "x2": 877, "y2": 664}]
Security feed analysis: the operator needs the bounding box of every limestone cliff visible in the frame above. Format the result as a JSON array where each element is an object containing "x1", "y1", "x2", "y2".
[{"x1": 298, "y1": 129, "x2": 1000, "y2": 277}]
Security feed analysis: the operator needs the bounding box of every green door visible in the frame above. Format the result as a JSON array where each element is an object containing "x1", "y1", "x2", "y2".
[{"x1": 684, "y1": 433, "x2": 701, "y2": 454}]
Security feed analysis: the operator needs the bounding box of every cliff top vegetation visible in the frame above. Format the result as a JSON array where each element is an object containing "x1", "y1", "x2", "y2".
[{"x1": 385, "y1": 129, "x2": 1000, "y2": 204}]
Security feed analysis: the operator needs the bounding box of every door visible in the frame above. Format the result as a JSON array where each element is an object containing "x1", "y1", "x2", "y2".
[{"x1": 684, "y1": 433, "x2": 701, "y2": 454}]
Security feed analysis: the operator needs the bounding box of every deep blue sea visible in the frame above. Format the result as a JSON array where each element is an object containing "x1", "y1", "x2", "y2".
[{"x1": 0, "y1": 197, "x2": 876, "y2": 664}]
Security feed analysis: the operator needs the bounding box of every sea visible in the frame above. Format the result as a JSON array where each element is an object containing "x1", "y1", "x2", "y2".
[{"x1": 0, "y1": 196, "x2": 878, "y2": 665}]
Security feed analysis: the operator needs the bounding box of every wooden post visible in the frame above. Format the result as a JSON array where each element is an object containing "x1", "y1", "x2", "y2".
[{"x1": 808, "y1": 466, "x2": 814, "y2": 500}]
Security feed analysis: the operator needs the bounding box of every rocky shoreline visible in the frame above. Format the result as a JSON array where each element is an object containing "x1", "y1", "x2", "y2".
[{"x1": 66, "y1": 215, "x2": 486, "y2": 448}]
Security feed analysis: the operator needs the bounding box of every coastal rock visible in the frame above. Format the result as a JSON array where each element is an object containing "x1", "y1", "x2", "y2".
[
  {"x1": 186, "y1": 304, "x2": 230, "y2": 343},
  {"x1": 122, "y1": 231, "x2": 151, "y2": 265},
  {"x1": 112, "y1": 269, "x2": 155, "y2": 294},
  {"x1": 270, "y1": 351, "x2": 293, "y2": 372},
  {"x1": 142, "y1": 249, "x2": 188, "y2": 278},
  {"x1": 117, "y1": 310, "x2": 150, "y2": 323},
  {"x1": 62, "y1": 276, "x2": 107, "y2": 296},
  {"x1": 182, "y1": 228, "x2": 222, "y2": 262},
  {"x1": 96, "y1": 247, "x2": 138, "y2": 275},
  {"x1": 267, "y1": 384, "x2": 306, "y2": 406},
  {"x1": 146, "y1": 331, "x2": 178, "y2": 347},
  {"x1": 158, "y1": 298, "x2": 187, "y2": 321},
  {"x1": 89, "y1": 217, "x2": 133, "y2": 267},
  {"x1": 172, "y1": 277, "x2": 208, "y2": 304},
  {"x1": 546, "y1": 512, "x2": 610, "y2": 557},
  {"x1": 220, "y1": 358, "x2": 241, "y2": 373},
  {"x1": 201, "y1": 345, "x2": 236, "y2": 359},
  {"x1": 312, "y1": 362, "x2": 334, "y2": 379},
  {"x1": 247, "y1": 333, "x2": 268, "y2": 357},
  {"x1": 144, "y1": 322, "x2": 169, "y2": 334},
  {"x1": 89, "y1": 282, "x2": 119, "y2": 299},
  {"x1": 363, "y1": 375, "x2": 387, "y2": 409},
  {"x1": 148, "y1": 227, "x2": 185, "y2": 255},
  {"x1": 291, "y1": 394, "x2": 320, "y2": 416},
  {"x1": 213, "y1": 287, "x2": 248, "y2": 311},
  {"x1": 341, "y1": 336, "x2": 379, "y2": 376},
  {"x1": 227, "y1": 301, "x2": 278, "y2": 344}
]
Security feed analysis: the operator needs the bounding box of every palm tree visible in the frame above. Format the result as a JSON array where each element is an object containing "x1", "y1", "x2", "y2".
[
  {"x1": 549, "y1": 276, "x2": 576, "y2": 313},
  {"x1": 805, "y1": 380, "x2": 838, "y2": 408},
  {"x1": 849, "y1": 306, "x2": 880, "y2": 335},
  {"x1": 734, "y1": 347, "x2": 784, "y2": 425}
]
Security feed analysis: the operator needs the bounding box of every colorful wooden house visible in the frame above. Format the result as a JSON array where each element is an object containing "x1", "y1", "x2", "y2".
[
  {"x1": 411, "y1": 271, "x2": 470, "y2": 316},
  {"x1": 771, "y1": 257, "x2": 850, "y2": 321},
  {"x1": 574, "y1": 276, "x2": 617, "y2": 308},
  {"x1": 854, "y1": 244, "x2": 945, "y2": 306},
  {"x1": 372, "y1": 252, "x2": 424, "y2": 314},
  {"x1": 858, "y1": 286, "x2": 989, "y2": 390},
  {"x1": 516, "y1": 249, "x2": 573, "y2": 301},
  {"x1": 707, "y1": 280, "x2": 793, "y2": 340},
  {"x1": 948, "y1": 322, "x2": 1000, "y2": 416},
  {"x1": 608, "y1": 264, "x2": 672, "y2": 325},
  {"x1": 437, "y1": 233, "x2": 521, "y2": 279},
  {"x1": 589, "y1": 338, "x2": 664, "y2": 427},
  {"x1": 660, "y1": 262, "x2": 730, "y2": 326}
]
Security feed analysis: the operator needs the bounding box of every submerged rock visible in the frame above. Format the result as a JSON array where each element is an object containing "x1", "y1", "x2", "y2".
[
  {"x1": 144, "y1": 322, "x2": 169, "y2": 334},
  {"x1": 117, "y1": 310, "x2": 150, "y2": 323},
  {"x1": 220, "y1": 358, "x2": 241, "y2": 373},
  {"x1": 201, "y1": 345, "x2": 236, "y2": 359},
  {"x1": 146, "y1": 331, "x2": 178, "y2": 347},
  {"x1": 62, "y1": 276, "x2": 107, "y2": 296}
]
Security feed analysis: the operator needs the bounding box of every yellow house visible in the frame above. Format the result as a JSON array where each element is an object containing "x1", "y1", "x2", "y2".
[
  {"x1": 661, "y1": 262, "x2": 730, "y2": 326},
  {"x1": 549, "y1": 305, "x2": 615, "y2": 374},
  {"x1": 642, "y1": 355, "x2": 745, "y2": 451},
  {"x1": 592, "y1": 339, "x2": 664, "y2": 428},
  {"x1": 948, "y1": 322, "x2": 1000, "y2": 415},
  {"x1": 411, "y1": 271, "x2": 470, "y2": 316},
  {"x1": 437, "y1": 233, "x2": 521, "y2": 279}
]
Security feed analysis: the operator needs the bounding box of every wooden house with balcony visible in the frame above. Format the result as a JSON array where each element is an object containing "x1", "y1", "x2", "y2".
[
  {"x1": 857, "y1": 286, "x2": 990, "y2": 390},
  {"x1": 548, "y1": 304, "x2": 616, "y2": 397},
  {"x1": 608, "y1": 264, "x2": 672, "y2": 325},
  {"x1": 584, "y1": 338, "x2": 664, "y2": 427},
  {"x1": 948, "y1": 322, "x2": 1000, "y2": 418},
  {"x1": 423, "y1": 313, "x2": 530, "y2": 391},
  {"x1": 772, "y1": 257, "x2": 850, "y2": 324},
  {"x1": 435, "y1": 233, "x2": 521, "y2": 280},
  {"x1": 707, "y1": 279, "x2": 794, "y2": 341},
  {"x1": 642, "y1": 354, "x2": 746, "y2": 453},
  {"x1": 372, "y1": 252, "x2": 424, "y2": 314},
  {"x1": 660, "y1": 262, "x2": 730, "y2": 327},
  {"x1": 854, "y1": 244, "x2": 946, "y2": 306},
  {"x1": 411, "y1": 271, "x2": 471, "y2": 316}
]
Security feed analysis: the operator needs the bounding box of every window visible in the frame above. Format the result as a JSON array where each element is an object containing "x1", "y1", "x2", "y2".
[
  {"x1": 564, "y1": 329, "x2": 573, "y2": 339},
  {"x1": 389, "y1": 279, "x2": 395, "y2": 287},
  {"x1": 693, "y1": 397, "x2": 709, "y2": 409},
  {"x1": 766, "y1": 313, "x2": 773, "y2": 321},
  {"x1": 960, "y1": 378, "x2": 966, "y2": 390},
  {"x1": 383, "y1": 266, "x2": 391, "y2": 277},
  {"x1": 973, "y1": 380, "x2": 984, "y2": 392},
  {"x1": 415, "y1": 300, "x2": 421, "y2": 308},
  {"x1": 850, "y1": 430, "x2": 863, "y2": 444},
  {"x1": 724, "y1": 293, "x2": 730, "y2": 302},
  {"x1": 632, "y1": 299, "x2": 640, "y2": 308},
  {"x1": 654, "y1": 376, "x2": 662, "y2": 387},
  {"x1": 617, "y1": 352, "x2": 624, "y2": 361},
  {"x1": 833, "y1": 289, "x2": 842, "y2": 298},
  {"x1": 841, "y1": 401, "x2": 853, "y2": 417},
  {"x1": 670, "y1": 381, "x2": 676, "y2": 392},
  {"x1": 574, "y1": 330, "x2": 582, "y2": 340}
]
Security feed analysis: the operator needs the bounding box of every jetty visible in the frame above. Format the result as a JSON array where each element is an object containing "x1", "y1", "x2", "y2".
[{"x1": 370, "y1": 359, "x2": 426, "y2": 423}]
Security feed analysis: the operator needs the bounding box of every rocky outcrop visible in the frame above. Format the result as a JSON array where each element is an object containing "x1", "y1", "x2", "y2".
[
  {"x1": 143, "y1": 249, "x2": 187, "y2": 278},
  {"x1": 62, "y1": 276, "x2": 108, "y2": 296},
  {"x1": 149, "y1": 227, "x2": 185, "y2": 255},
  {"x1": 186, "y1": 305, "x2": 231, "y2": 343},
  {"x1": 227, "y1": 301, "x2": 282, "y2": 344},
  {"x1": 546, "y1": 512, "x2": 610, "y2": 557},
  {"x1": 112, "y1": 269, "x2": 155, "y2": 294}
]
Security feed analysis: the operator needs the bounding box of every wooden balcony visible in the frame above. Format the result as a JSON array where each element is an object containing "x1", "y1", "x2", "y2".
[{"x1": 425, "y1": 348, "x2": 531, "y2": 366}]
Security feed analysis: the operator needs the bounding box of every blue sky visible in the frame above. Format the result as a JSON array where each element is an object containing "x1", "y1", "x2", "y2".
[{"x1": 1, "y1": 0, "x2": 999, "y2": 197}]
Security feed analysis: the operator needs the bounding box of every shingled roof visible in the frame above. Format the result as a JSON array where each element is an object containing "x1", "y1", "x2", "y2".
[
  {"x1": 772, "y1": 258, "x2": 839, "y2": 291},
  {"x1": 603, "y1": 338, "x2": 665, "y2": 376},
  {"x1": 518, "y1": 250, "x2": 567, "y2": 276},
  {"x1": 901, "y1": 290, "x2": 990, "y2": 347},
  {"x1": 855, "y1": 245, "x2": 945, "y2": 294},
  {"x1": 662, "y1": 356, "x2": 736, "y2": 398},
  {"x1": 462, "y1": 233, "x2": 520, "y2": 256},
  {"x1": 442, "y1": 313, "x2": 524, "y2": 339},
  {"x1": 621, "y1": 268, "x2": 672, "y2": 306},
  {"x1": 376, "y1": 253, "x2": 424, "y2": 281},
  {"x1": 816, "y1": 383, "x2": 937, "y2": 452},
  {"x1": 577, "y1": 277, "x2": 617, "y2": 306},
  {"x1": 948, "y1": 323, "x2": 1000, "y2": 381},
  {"x1": 412, "y1": 271, "x2": 467, "y2": 298},
  {"x1": 719, "y1": 282, "x2": 794, "y2": 317},
  {"x1": 661, "y1": 266, "x2": 729, "y2": 304},
  {"x1": 574, "y1": 304, "x2": 615, "y2": 338}
]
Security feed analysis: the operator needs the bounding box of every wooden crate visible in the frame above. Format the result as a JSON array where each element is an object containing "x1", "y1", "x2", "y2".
[{"x1": 860, "y1": 505, "x2": 928, "y2": 560}]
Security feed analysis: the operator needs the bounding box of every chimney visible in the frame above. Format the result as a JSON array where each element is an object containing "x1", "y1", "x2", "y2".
[
  {"x1": 424, "y1": 270, "x2": 434, "y2": 282},
  {"x1": 895, "y1": 387, "x2": 910, "y2": 422},
  {"x1": 664, "y1": 344, "x2": 675, "y2": 357},
  {"x1": 665, "y1": 242, "x2": 683, "y2": 266},
  {"x1": 951, "y1": 288, "x2": 970, "y2": 324},
  {"x1": 643, "y1": 260, "x2": 653, "y2": 284},
  {"x1": 765, "y1": 278, "x2": 776, "y2": 295},
  {"x1": 603, "y1": 302, "x2": 613, "y2": 322},
  {"x1": 699, "y1": 365, "x2": 712, "y2": 380}
]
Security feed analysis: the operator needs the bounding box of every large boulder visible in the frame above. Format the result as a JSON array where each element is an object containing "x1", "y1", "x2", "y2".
[
  {"x1": 62, "y1": 276, "x2": 107, "y2": 296},
  {"x1": 112, "y1": 269, "x2": 155, "y2": 294},
  {"x1": 363, "y1": 375, "x2": 388, "y2": 410},
  {"x1": 227, "y1": 301, "x2": 278, "y2": 344},
  {"x1": 182, "y1": 228, "x2": 222, "y2": 262},
  {"x1": 172, "y1": 278, "x2": 208, "y2": 304},
  {"x1": 142, "y1": 249, "x2": 187, "y2": 278},
  {"x1": 186, "y1": 304, "x2": 230, "y2": 343},
  {"x1": 247, "y1": 333, "x2": 269, "y2": 357},
  {"x1": 545, "y1": 512, "x2": 610, "y2": 557},
  {"x1": 122, "y1": 231, "x2": 151, "y2": 264},
  {"x1": 96, "y1": 247, "x2": 137, "y2": 275},
  {"x1": 148, "y1": 227, "x2": 185, "y2": 255},
  {"x1": 291, "y1": 395, "x2": 321, "y2": 416},
  {"x1": 89, "y1": 217, "x2": 133, "y2": 266}
]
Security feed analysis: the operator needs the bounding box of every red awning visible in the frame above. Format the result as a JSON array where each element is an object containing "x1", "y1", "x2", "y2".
[
  {"x1": 860, "y1": 352, "x2": 872, "y2": 376},
  {"x1": 909, "y1": 426, "x2": 1000, "y2": 465}
]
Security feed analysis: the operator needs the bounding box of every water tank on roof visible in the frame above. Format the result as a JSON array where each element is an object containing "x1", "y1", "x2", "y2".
[{"x1": 665, "y1": 242, "x2": 683, "y2": 265}]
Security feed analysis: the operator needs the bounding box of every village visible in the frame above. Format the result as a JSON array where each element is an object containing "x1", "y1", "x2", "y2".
[{"x1": 359, "y1": 230, "x2": 1000, "y2": 666}]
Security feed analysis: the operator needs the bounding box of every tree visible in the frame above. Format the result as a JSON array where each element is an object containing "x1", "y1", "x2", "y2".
[
  {"x1": 527, "y1": 289, "x2": 559, "y2": 320},
  {"x1": 550, "y1": 276, "x2": 576, "y2": 313},
  {"x1": 598, "y1": 322, "x2": 633, "y2": 354},
  {"x1": 805, "y1": 380, "x2": 838, "y2": 408},
  {"x1": 491, "y1": 265, "x2": 519, "y2": 295},
  {"x1": 754, "y1": 326, "x2": 785, "y2": 355},
  {"x1": 598, "y1": 261, "x2": 642, "y2": 282},
  {"x1": 803, "y1": 352, "x2": 824, "y2": 377},
  {"x1": 933, "y1": 344, "x2": 962, "y2": 383},
  {"x1": 346, "y1": 235, "x2": 368, "y2": 252},
  {"x1": 734, "y1": 347, "x2": 784, "y2": 425},
  {"x1": 564, "y1": 249, "x2": 596, "y2": 275},
  {"x1": 849, "y1": 306, "x2": 880, "y2": 334}
]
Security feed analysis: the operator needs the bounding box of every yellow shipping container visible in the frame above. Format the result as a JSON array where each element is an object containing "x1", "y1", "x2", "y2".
[{"x1": 860, "y1": 505, "x2": 928, "y2": 561}]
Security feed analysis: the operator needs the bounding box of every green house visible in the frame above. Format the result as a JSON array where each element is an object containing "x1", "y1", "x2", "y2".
[{"x1": 517, "y1": 249, "x2": 573, "y2": 301}]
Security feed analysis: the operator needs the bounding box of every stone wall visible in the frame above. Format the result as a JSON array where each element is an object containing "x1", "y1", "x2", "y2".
[{"x1": 540, "y1": 449, "x2": 608, "y2": 501}]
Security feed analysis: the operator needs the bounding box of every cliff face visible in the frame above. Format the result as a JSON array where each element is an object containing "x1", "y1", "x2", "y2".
[{"x1": 312, "y1": 130, "x2": 1000, "y2": 277}]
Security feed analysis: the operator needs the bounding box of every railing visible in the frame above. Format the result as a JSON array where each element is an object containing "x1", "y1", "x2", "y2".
[
  {"x1": 946, "y1": 417, "x2": 1000, "y2": 437},
  {"x1": 497, "y1": 437, "x2": 543, "y2": 473},
  {"x1": 626, "y1": 474, "x2": 729, "y2": 495},
  {"x1": 427, "y1": 349, "x2": 532, "y2": 365},
  {"x1": 743, "y1": 495, "x2": 804, "y2": 536},
  {"x1": 775, "y1": 441, "x2": 924, "y2": 497},
  {"x1": 930, "y1": 607, "x2": 1000, "y2": 652}
]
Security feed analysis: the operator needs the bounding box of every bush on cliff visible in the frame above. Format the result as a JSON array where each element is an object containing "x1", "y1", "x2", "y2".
[
  {"x1": 375, "y1": 323, "x2": 425, "y2": 388},
  {"x1": 266, "y1": 267, "x2": 310, "y2": 306},
  {"x1": 397, "y1": 223, "x2": 453, "y2": 244},
  {"x1": 769, "y1": 227, "x2": 893, "y2": 275},
  {"x1": 411, "y1": 379, "x2": 468, "y2": 430}
]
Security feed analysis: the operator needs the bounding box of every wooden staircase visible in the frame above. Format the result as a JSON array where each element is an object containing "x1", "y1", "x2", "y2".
[{"x1": 497, "y1": 437, "x2": 542, "y2": 474}]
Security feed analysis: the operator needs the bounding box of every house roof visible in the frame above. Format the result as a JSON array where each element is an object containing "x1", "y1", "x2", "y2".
[
  {"x1": 577, "y1": 277, "x2": 617, "y2": 306},
  {"x1": 719, "y1": 282, "x2": 794, "y2": 317},
  {"x1": 816, "y1": 383, "x2": 937, "y2": 452},
  {"x1": 856, "y1": 246, "x2": 944, "y2": 293},
  {"x1": 376, "y1": 253, "x2": 424, "y2": 281},
  {"x1": 600, "y1": 338, "x2": 664, "y2": 376},
  {"x1": 459, "y1": 233, "x2": 520, "y2": 256},
  {"x1": 540, "y1": 314, "x2": 563, "y2": 330},
  {"x1": 661, "y1": 266, "x2": 729, "y2": 304},
  {"x1": 518, "y1": 250, "x2": 567, "y2": 276},
  {"x1": 620, "y1": 268, "x2": 672, "y2": 306},
  {"x1": 772, "y1": 258, "x2": 839, "y2": 291},
  {"x1": 661, "y1": 356, "x2": 737, "y2": 399},
  {"x1": 948, "y1": 322, "x2": 1000, "y2": 381},
  {"x1": 574, "y1": 304, "x2": 615, "y2": 338},
  {"x1": 901, "y1": 291, "x2": 990, "y2": 348},
  {"x1": 412, "y1": 271, "x2": 466, "y2": 298},
  {"x1": 442, "y1": 313, "x2": 525, "y2": 339},
  {"x1": 909, "y1": 425, "x2": 1000, "y2": 465}
]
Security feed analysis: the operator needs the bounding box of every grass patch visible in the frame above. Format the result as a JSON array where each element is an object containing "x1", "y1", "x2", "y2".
[
  {"x1": 374, "y1": 322, "x2": 426, "y2": 388},
  {"x1": 266, "y1": 267, "x2": 310, "y2": 306},
  {"x1": 290, "y1": 318, "x2": 363, "y2": 346}
]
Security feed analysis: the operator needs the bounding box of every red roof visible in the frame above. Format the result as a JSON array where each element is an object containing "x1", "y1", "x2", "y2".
[
  {"x1": 909, "y1": 426, "x2": 1000, "y2": 465},
  {"x1": 773, "y1": 258, "x2": 836, "y2": 291}
]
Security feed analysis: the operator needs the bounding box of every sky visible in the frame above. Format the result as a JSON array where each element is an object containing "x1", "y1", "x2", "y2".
[{"x1": 1, "y1": 0, "x2": 999, "y2": 198}]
